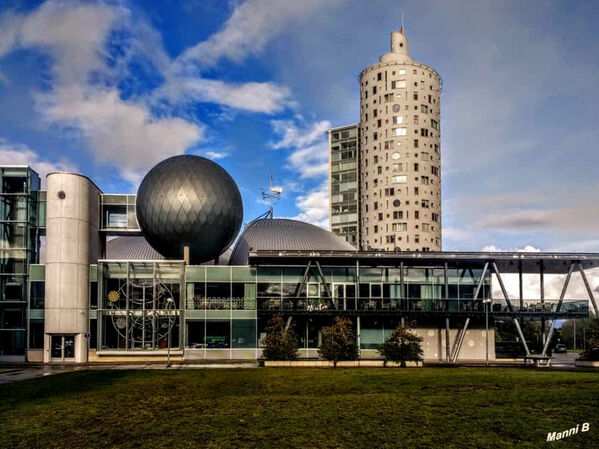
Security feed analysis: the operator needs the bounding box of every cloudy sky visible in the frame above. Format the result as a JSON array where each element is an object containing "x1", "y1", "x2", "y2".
[{"x1": 1, "y1": 0, "x2": 598, "y2": 253}]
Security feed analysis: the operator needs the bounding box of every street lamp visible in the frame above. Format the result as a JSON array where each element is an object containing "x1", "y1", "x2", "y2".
[
  {"x1": 482, "y1": 299, "x2": 492, "y2": 367},
  {"x1": 166, "y1": 297, "x2": 174, "y2": 367}
]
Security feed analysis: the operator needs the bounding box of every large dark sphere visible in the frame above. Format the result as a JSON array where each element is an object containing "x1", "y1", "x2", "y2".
[{"x1": 136, "y1": 155, "x2": 243, "y2": 264}]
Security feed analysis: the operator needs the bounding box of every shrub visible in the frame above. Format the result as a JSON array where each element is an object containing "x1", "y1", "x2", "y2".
[
  {"x1": 318, "y1": 317, "x2": 359, "y2": 366},
  {"x1": 378, "y1": 322, "x2": 424, "y2": 367},
  {"x1": 580, "y1": 329, "x2": 599, "y2": 361},
  {"x1": 261, "y1": 315, "x2": 299, "y2": 361}
]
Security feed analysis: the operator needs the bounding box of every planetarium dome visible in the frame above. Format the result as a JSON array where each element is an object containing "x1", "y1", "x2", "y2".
[
  {"x1": 136, "y1": 155, "x2": 243, "y2": 264},
  {"x1": 229, "y1": 218, "x2": 356, "y2": 265}
]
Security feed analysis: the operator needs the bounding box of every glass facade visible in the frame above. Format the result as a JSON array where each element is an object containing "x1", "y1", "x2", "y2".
[
  {"x1": 330, "y1": 125, "x2": 359, "y2": 247},
  {"x1": 0, "y1": 167, "x2": 40, "y2": 356},
  {"x1": 97, "y1": 261, "x2": 183, "y2": 350},
  {"x1": 100, "y1": 194, "x2": 139, "y2": 232}
]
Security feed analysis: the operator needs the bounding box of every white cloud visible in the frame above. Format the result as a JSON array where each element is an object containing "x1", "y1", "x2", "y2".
[
  {"x1": 157, "y1": 77, "x2": 293, "y2": 113},
  {"x1": 37, "y1": 85, "x2": 202, "y2": 185},
  {"x1": 180, "y1": 0, "x2": 345, "y2": 67},
  {"x1": 292, "y1": 181, "x2": 329, "y2": 228},
  {"x1": 205, "y1": 150, "x2": 228, "y2": 160},
  {"x1": 0, "y1": 140, "x2": 76, "y2": 187},
  {"x1": 286, "y1": 142, "x2": 329, "y2": 179},
  {"x1": 270, "y1": 119, "x2": 330, "y2": 149},
  {"x1": 270, "y1": 119, "x2": 331, "y2": 179},
  {"x1": 482, "y1": 244, "x2": 541, "y2": 253},
  {"x1": 1, "y1": 1, "x2": 120, "y2": 84}
]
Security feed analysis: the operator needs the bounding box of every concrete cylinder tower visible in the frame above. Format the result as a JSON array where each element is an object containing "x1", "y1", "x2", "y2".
[
  {"x1": 44, "y1": 173, "x2": 102, "y2": 363},
  {"x1": 359, "y1": 28, "x2": 441, "y2": 251}
]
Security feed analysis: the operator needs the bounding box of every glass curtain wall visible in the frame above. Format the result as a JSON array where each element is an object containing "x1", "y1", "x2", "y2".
[
  {"x1": 0, "y1": 167, "x2": 40, "y2": 356},
  {"x1": 97, "y1": 261, "x2": 183, "y2": 350}
]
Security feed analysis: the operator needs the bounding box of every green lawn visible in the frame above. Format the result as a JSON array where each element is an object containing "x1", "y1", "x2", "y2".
[{"x1": 1, "y1": 367, "x2": 598, "y2": 448}]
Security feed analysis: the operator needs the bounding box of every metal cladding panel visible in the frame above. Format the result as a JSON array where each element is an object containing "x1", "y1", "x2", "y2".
[
  {"x1": 105, "y1": 236, "x2": 165, "y2": 260},
  {"x1": 229, "y1": 218, "x2": 355, "y2": 265},
  {"x1": 136, "y1": 155, "x2": 243, "y2": 264},
  {"x1": 105, "y1": 236, "x2": 231, "y2": 264}
]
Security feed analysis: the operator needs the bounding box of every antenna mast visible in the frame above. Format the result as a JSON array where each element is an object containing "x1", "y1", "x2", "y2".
[{"x1": 260, "y1": 174, "x2": 283, "y2": 218}]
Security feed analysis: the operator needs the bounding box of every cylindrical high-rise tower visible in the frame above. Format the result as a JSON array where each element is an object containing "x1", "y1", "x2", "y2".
[{"x1": 359, "y1": 28, "x2": 441, "y2": 251}]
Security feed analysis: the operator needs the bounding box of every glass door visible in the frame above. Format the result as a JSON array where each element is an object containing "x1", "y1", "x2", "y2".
[
  {"x1": 333, "y1": 283, "x2": 357, "y2": 311},
  {"x1": 50, "y1": 335, "x2": 76, "y2": 361}
]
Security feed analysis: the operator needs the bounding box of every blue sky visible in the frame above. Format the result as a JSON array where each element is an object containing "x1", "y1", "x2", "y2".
[{"x1": 1, "y1": 0, "x2": 599, "y2": 252}]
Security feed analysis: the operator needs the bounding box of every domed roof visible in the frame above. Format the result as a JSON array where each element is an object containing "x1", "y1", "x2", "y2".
[
  {"x1": 229, "y1": 218, "x2": 355, "y2": 265},
  {"x1": 105, "y1": 236, "x2": 231, "y2": 265}
]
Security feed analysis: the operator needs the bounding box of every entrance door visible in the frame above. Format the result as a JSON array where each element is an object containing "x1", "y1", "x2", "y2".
[
  {"x1": 333, "y1": 283, "x2": 357, "y2": 311},
  {"x1": 50, "y1": 335, "x2": 76, "y2": 361}
]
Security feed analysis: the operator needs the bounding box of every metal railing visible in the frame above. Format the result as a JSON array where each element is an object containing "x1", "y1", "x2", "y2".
[{"x1": 254, "y1": 297, "x2": 589, "y2": 314}]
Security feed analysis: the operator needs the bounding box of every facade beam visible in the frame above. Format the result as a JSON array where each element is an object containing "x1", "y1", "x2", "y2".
[
  {"x1": 472, "y1": 262, "x2": 489, "y2": 300},
  {"x1": 492, "y1": 262, "x2": 531, "y2": 356},
  {"x1": 578, "y1": 262, "x2": 599, "y2": 322},
  {"x1": 451, "y1": 317, "x2": 470, "y2": 363},
  {"x1": 541, "y1": 262, "x2": 574, "y2": 356}
]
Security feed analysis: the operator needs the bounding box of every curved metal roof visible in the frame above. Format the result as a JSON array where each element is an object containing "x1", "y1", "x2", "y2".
[
  {"x1": 229, "y1": 218, "x2": 355, "y2": 265},
  {"x1": 105, "y1": 236, "x2": 231, "y2": 264}
]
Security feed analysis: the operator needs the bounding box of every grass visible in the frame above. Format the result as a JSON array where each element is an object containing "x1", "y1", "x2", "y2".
[{"x1": 0, "y1": 367, "x2": 598, "y2": 448}]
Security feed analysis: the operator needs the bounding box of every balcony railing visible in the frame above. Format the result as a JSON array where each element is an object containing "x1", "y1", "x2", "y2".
[{"x1": 254, "y1": 297, "x2": 589, "y2": 314}]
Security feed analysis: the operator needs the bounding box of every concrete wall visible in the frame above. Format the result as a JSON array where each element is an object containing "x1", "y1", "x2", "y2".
[
  {"x1": 359, "y1": 30, "x2": 442, "y2": 251},
  {"x1": 44, "y1": 173, "x2": 102, "y2": 363}
]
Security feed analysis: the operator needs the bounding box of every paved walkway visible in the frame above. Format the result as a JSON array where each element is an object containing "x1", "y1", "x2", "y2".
[{"x1": 0, "y1": 354, "x2": 585, "y2": 385}]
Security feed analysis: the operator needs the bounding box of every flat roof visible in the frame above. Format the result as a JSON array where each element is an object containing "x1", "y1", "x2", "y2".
[{"x1": 248, "y1": 250, "x2": 599, "y2": 274}]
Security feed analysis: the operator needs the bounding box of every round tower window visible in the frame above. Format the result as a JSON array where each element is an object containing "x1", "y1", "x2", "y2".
[
  {"x1": 57, "y1": 191, "x2": 66, "y2": 200},
  {"x1": 392, "y1": 152, "x2": 401, "y2": 160},
  {"x1": 393, "y1": 199, "x2": 401, "y2": 207}
]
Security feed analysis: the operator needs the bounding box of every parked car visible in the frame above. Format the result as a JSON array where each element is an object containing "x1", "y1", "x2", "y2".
[{"x1": 554, "y1": 344, "x2": 568, "y2": 353}]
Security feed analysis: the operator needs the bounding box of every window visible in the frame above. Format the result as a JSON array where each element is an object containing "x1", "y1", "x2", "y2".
[
  {"x1": 414, "y1": 187, "x2": 419, "y2": 195},
  {"x1": 421, "y1": 200, "x2": 430, "y2": 208},
  {"x1": 377, "y1": 166, "x2": 382, "y2": 174},
  {"x1": 393, "y1": 210, "x2": 403, "y2": 219},
  {"x1": 394, "y1": 128, "x2": 407, "y2": 136},
  {"x1": 421, "y1": 104, "x2": 429, "y2": 114},
  {"x1": 431, "y1": 119, "x2": 439, "y2": 130},
  {"x1": 377, "y1": 72, "x2": 382, "y2": 81},
  {"x1": 384, "y1": 140, "x2": 393, "y2": 149},
  {"x1": 394, "y1": 116, "x2": 403, "y2": 125},
  {"x1": 373, "y1": 86, "x2": 377, "y2": 94},
  {"x1": 422, "y1": 223, "x2": 430, "y2": 231},
  {"x1": 392, "y1": 223, "x2": 407, "y2": 232},
  {"x1": 413, "y1": 115, "x2": 419, "y2": 125},
  {"x1": 373, "y1": 202, "x2": 378, "y2": 210},
  {"x1": 386, "y1": 235, "x2": 395, "y2": 243},
  {"x1": 399, "y1": 69, "x2": 406, "y2": 75},
  {"x1": 421, "y1": 128, "x2": 429, "y2": 137},
  {"x1": 391, "y1": 152, "x2": 401, "y2": 160},
  {"x1": 392, "y1": 164, "x2": 401, "y2": 172},
  {"x1": 391, "y1": 175, "x2": 407, "y2": 184},
  {"x1": 415, "y1": 211, "x2": 420, "y2": 219},
  {"x1": 415, "y1": 234, "x2": 420, "y2": 244},
  {"x1": 431, "y1": 166, "x2": 439, "y2": 176},
  {"x1": 432, "y1": 213, "x2": 439, "y2": 222},
  {"x1": 374, "y1": 225, "x2": 378, "y2": 233},
  {"x1": 421, "y1": 176, "x2": 429, "y2": 185},
  {"x1": 373, "y1": 155, "x2": 378, "y2": 163},
  {"x1": 414, "y1": 139, "x2": 419, "y2": 148},
  {"x1": 374, "y1": 109, "x2": 378, "y2": 117},
  {"x1": 378, "y1": 213, "x2": 383, "y2": 220},
  {"x1": 414, "y1": 163, "x2": 419, "y2": 172},
  {"x1": 413, "y1": 92, "x2": 418, "y2": 100},
  {"x1": 385, "y1": 94, "x2": 394, "y2": 102}
]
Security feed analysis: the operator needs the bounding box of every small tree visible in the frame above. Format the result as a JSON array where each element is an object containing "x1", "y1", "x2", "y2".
[
  {"x1": 261, "y1": 315, "x2": 299, "y2": 361},
  {"x1": 378, "y1": 322, "x2": 423, "y2": 367},
  {"x1": 318, "y1": 316, "x2": 359, "y2": 367},
  {"x1": 580, "y1": 329, "x2": 599, "y2": 361}
]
